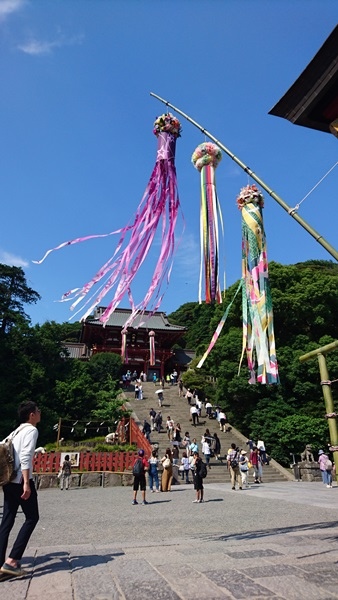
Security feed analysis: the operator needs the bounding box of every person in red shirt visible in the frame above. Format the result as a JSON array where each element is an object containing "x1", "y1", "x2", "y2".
[
  {"x1": 132, "y1": 449, "x2": 149, "y2": 505},
  {"x1": 249, "y1": 446, "x2": 261, "y2": 484}
]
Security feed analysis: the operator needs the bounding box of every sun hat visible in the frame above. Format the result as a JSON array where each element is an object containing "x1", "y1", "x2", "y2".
[
  {"x1": 240, "y1": 450, "x2": 247, "y2": 455},
  {"x1": 318, "y1": 449, "x2": 324, "y2": 455}
]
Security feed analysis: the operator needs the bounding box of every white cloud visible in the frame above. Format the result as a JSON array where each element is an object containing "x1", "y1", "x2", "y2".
[
  {"x1": 0, "y1": 0, "x2": 26, "y2": 21},
  {"x1": 0, "y1": 250, "x2": 29, "y2": 268},
  {"x1": 18, "y1": 33, "x2": 84, "y2": 55}
]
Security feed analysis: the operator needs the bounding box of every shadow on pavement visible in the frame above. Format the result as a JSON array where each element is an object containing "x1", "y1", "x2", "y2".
[
  {"x1": 200, "y1": 520, "x2": 338, "y2": 543},
  {"x1": 27, "y1": 550, "x2": 124, "y2": 577}
]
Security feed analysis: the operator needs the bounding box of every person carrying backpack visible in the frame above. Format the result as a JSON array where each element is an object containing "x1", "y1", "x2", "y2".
[
  {"x1": 132, "y1": 449, "x2": 149, "y2": 505},
  {"x1": 227, "y1": 443, "x2": 242, "y2": 491},
  {"x1": 318, "y1": 449, "x2": 333, "y2": 488},
  {"x1": 60, "y1": 454, "x2": 72, "y2": 491},
  {"x1": 0, "y1": 401, "x2": 41, "y2": 579}
]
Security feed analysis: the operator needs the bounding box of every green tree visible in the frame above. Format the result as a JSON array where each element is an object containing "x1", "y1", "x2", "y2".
[
  {"x1": 55, "y1": 360, "x2": 96, "y2": 420},
  {"x1": 0, "y1": 266, "x2": 42, "y2": 435},
  {"x1": 270, "y1": 414, "x2": 328, "y2": 465},
  {"x1": 87, "y1": 352, "x2": 122, "y2": 391},
  {"x1": 91, "y1": 391, "x2": 129, "y2": 422},
  {"x1": 0, "y1": 264, "x2": 40, "y2": 334},
  {"x1": 169, "y1": 302, "x2": 218, "y2": 350},
  {"x1": 181, "y1": 368, "x2": 215, "y2": 402}
]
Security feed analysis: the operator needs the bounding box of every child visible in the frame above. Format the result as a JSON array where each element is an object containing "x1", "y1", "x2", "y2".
[{"x1": 180, "y1": 451, "x2": 190, "y2": 483}]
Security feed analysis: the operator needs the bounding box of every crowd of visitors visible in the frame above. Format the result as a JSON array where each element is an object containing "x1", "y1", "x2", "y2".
[
  {"x1": 130, "y1": 374, "x2": 275, "y2": 497},
  {"x1": 128, "y1": 372, "x2": 335, "y2": 502}
]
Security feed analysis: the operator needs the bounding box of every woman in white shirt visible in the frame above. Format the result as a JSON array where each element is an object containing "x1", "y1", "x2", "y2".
[{"x1": 201, "y1": 436, "x2": 211, "y2": 469}]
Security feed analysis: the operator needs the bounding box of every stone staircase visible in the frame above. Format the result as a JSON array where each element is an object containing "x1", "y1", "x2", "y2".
[{"x1": 123, "y1": 381, "x2": 293, "y2": 484}]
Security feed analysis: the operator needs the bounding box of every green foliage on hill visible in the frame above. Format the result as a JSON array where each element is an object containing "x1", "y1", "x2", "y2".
[
  {"x1": 0, "y1": 263, "x2": 126, "y2": 443},
  {"x1": 169, "y1": 260, "x2": 338, "y2": 465}
]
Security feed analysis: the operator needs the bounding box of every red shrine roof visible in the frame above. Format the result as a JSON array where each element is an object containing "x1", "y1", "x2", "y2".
[{"x1": 84, "y1": 307, "x2": 186, "y2": 332}]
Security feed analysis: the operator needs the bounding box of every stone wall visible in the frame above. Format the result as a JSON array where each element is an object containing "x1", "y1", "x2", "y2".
[
  {"x1": 296, "y1": 462, "x2": 323, "y2": 482},
  {"x1": 35, "y1": 467, "x2": 180, "y2": 490},
  {"x1": 35, "y1": 472, "x2": 134, "y2": 490}
]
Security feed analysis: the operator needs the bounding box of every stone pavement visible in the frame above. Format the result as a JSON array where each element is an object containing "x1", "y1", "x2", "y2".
[{"x1": 1, "y1": 481, "x2": 338, "y2": 599}]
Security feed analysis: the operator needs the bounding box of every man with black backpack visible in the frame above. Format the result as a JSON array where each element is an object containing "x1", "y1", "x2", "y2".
[
  {"x1": 227, "y1": 443, "x2": 242, "y2": 491},
  {"x1": 132, "y1": 449, "x2": 149, "y2": 505}
]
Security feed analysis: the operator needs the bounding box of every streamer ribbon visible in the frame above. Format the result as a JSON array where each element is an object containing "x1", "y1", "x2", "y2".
[
  {"x1": 34, "y1": 113, "x2": 183, "y2": 328},
  {"x1": 196, "y1": 280, "x2": 242, "y2": 369},
  {"x1": 192, "y1": 143, "x2": 223, "y2": 303},
  {"x1": 237, "y1": 185, "x2": 279, "y2": 384}
]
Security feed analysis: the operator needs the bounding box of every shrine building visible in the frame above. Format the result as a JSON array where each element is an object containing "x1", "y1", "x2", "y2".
[{"x1": 79, "y1": 307, "x2": 189, "y2": 380}]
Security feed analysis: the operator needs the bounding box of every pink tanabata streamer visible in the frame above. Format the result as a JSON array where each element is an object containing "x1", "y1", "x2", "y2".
[{"x1": 34, "y1": 123, "x2": 182, "y2": 328}]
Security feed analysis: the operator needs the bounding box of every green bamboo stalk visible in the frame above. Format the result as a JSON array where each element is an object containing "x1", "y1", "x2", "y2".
[
  {"x1": 299, "y1": 341, "x2": 338, "y2": 479},
  {"x1": 150, "y1": 92, "x2": 338, "y2": 262},
  {"x1": 299, "y1": 340, "x2": 338, "y2": 362}
]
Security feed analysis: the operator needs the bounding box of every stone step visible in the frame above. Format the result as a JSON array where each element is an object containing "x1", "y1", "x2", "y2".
[{"x1": 123, "y1": 381, "x2": 290, "y2": 484}]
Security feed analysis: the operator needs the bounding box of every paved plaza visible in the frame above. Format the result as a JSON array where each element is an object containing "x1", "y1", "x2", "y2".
[{"x1": 1, "y1": 480, "x2": 338, "y2": 599}]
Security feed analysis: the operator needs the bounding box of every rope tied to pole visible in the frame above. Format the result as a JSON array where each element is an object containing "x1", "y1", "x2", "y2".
[{"x1": 321, "y1": 378, "x2": 338, "y2": 386}]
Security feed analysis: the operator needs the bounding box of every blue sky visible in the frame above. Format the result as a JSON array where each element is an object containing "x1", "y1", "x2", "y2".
[{"x1": 1, "y1": 0, "x2": 337, "y2": 326}]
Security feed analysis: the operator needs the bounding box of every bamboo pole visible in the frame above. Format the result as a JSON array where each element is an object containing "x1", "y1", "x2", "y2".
[
  {"x1": 299, "y1": 340, "x2": 338, "y2": 362},
  {"x1": 56, "y1": 417, "x2": 62, "y2": 448},
  {"x1": 299, "y1": 342, "x2": 338, "y2": 480},
  {"x1": 150, "y1": 92, "x2": 338, "y2": 262},
  {"x1": 317, "y1": 353, "x2": 338, "y2": 477}
]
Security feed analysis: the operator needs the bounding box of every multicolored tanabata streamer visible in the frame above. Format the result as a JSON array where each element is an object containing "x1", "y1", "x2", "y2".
[
  {"x1": 34, "y1": 113, "x2": 182, "y2": 329},
  {"x1": 237, "y1": 185, "x2": 279, "y2": 384},
  {"x1": 191, "y1": 143, "x2": 223, "y2": 304},
  {"x1": 197, "y1": 184, "x2": 279, "y2": 385}
]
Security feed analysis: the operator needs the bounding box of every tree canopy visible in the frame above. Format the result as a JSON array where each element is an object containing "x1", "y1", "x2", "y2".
[
  {"x1": 0, "y1": 264, "x2": 125, "y2": 443},
  {"x1": 0, "y1": 264, "x2": 40, "y2": 334}
]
